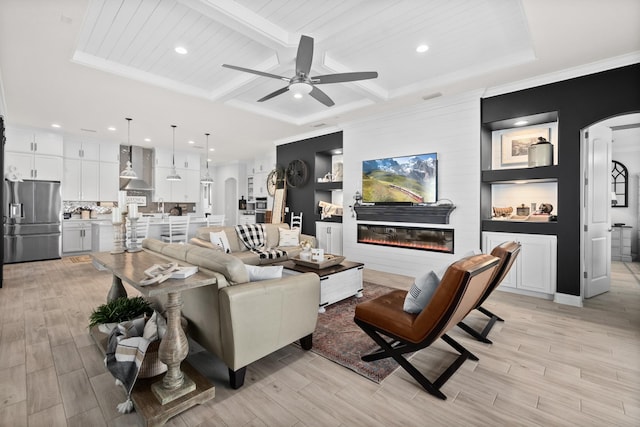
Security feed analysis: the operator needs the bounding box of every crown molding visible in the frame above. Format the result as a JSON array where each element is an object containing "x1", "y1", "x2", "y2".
[{"x1": 483, "y1": 52, "x2": 640, "y2": 98}]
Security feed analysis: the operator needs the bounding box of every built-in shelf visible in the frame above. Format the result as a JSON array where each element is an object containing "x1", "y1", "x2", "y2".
[
  {"x1": 482, "y1": 165, "x2": 560, "y2": 183},
  {"x1": 354, "y1": 204, "x2": 456, "y2": 224},
  {"x1": 315, "y1": 181, "x2": 342, "y2": 191},
  {"x1": 481, "y1": 219, "x2": 558, "y2": 234}
]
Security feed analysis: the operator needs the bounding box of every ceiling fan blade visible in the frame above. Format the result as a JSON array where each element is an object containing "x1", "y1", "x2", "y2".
[
  {"x1": 309, "y1": 86, "x2": 335, "y2": 107},
  {"x1": 295, "y1": 35, "x2": 314, "y2": 76},
  {"x1": 222, "y1": 64, "x2": 289, "y2": 82},
  {"x1": 257, "y1": 86, "x2": 289, "y2": 102},
  {"x1": 312, "y1": 71, "x2": 379, "y2": 84}
]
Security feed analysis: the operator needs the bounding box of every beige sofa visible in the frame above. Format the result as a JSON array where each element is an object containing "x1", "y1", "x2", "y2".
[
  {"x1": 141, "y1": 238, "x2": 320, "y2": 389},
  {"x1": 190, "y1": 223, "x2": 316, "y2": 265}
]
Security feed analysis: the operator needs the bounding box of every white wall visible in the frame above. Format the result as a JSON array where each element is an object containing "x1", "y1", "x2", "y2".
[
  {"x1": 341, "y1": 91, "x2": 483, "y2": 278},
  {"x1": 611, "y1": 126, "x2": 640, "y2": 257}
]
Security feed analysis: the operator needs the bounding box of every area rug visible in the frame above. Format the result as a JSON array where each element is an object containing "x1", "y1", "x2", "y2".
[
  {"x1": 63, "y1": 255, "x2": 93, "y2": 264},
  {"x1": 305, "y1": 281, "x2": 408, "y2": 383}
]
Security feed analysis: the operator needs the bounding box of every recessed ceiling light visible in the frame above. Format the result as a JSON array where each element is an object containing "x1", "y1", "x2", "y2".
[
  {"x1": 514, "y1": 120, "x2": 529, "y2": 126},
  {"x1": 209, "y1": 148, "x2": 215, "y2": 152},
  {"x1": 293, "y1": 93, "x2": 303, "y2": 99},
  {"x1": 416, "y1": 44, "x2": 429, "y2": 53},
  {"x1": 108, "y1": 126, "x2": 116, "y2": 131},
  {"x1": 175, "y1": 46, "x2": 188, "y2": 55},
  {"x1": 144, "y1": 138, "x2": 151, "y2": 142},
  {"x1": 51, "y1": 123, "x2": 61, "y2": 128},
  {"x1": 188, "y1": 140, "x2": 195, "y2": 144}
]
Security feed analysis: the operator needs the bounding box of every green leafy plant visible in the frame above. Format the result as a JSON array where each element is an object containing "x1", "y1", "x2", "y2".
[{"x1": 88, "y1": 296, "x2": 152, "y2": 329}]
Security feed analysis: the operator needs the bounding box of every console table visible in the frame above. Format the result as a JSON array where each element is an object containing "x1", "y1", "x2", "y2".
[{"x1": 91, "y1": 251, "x2": 216, "y2": 427}]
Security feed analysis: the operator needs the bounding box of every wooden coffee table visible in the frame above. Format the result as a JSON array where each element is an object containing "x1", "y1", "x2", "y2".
[{"x1": 277, "y1": 259, "x2": 364, "y2": 313}]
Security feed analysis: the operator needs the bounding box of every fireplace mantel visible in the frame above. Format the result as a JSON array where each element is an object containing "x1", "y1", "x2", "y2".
[{"x1": 353, "y1": 204, "x2": 456, "y2": 224}]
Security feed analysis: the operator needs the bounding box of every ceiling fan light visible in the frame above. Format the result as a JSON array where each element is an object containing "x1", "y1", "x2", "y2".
[{"x1": 289, "y1": 82, "x2": 312, "y2": 95}]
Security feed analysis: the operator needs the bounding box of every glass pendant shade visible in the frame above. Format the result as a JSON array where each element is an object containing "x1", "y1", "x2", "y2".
[
  {"x1": 119, "y1": 118, "x2": 139, "y2": 179},
  {"x1": 200, "y1": 132, "x2": 214, "y2": 183},
  {"x1": 166, "y1": 124, "x2": 182, "y2": 181}
]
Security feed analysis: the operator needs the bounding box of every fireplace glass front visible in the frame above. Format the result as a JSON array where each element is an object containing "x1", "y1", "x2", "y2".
[{"x1": 357, "y1": 223, "x2": 454, "y2": 254}]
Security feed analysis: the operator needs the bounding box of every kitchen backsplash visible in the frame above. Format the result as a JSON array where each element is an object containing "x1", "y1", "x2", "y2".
[{"x1": 63, "y1": 201, "x2": 196, "y2": 215}]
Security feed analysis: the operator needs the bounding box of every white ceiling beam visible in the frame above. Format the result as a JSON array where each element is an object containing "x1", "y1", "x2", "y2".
[{"x1": 178, "y1": 0, "x2": 298, "y2": 50}]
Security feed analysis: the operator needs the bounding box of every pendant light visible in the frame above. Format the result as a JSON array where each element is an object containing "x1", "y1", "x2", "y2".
[
  {"x1": 119, "y1": 118, "x2": 138, "y2": 179},
  {"x1": 200, "y1": 132, "x2": 214, "y2": 184},
  {"x1": 166, "y1": 124, "x2": 182, "y2": 181}
]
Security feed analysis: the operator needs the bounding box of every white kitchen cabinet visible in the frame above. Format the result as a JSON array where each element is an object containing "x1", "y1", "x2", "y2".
[
  {"x1": 99, "y1": 161, "x2": 119, "y2": 201},
  {"x1": 483, "y1": 231, "x2": 557, "y2": 296},
  {"x1": 156, "y1": 148, "x2": 199, "y2": 170},
  {"x1": 63, "y1": 139, "x2": 100, "y2": 161},
  {"x1": 153, "y1": 166, "x2": 199, "y2": 202},
  {"x1": 239, "y1": 214, "x2": 256, "y2": 225},
  {"x1": 62, "y1": 158, "x2": 99, "y2": 201},
  {"x1": 63, "y1": 221, "x2": 93, "y2": 253},
  {"x1": 5, "y1": 126, "x2": 63, "y2": 156},
  {"x1": 316, "y1": 222, "x2": 343, "y2": 255},
  {"x1": 5, "y1": 151, "x2": 63, "y2": 181},
  {"x1": 99, "y1": 143, "x2": 120, "y2": 164}
]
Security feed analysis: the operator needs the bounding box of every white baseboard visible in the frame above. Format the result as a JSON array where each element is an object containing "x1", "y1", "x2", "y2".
[{"x1": 554, "y1": 292, "x2": 583, "y2": 307}]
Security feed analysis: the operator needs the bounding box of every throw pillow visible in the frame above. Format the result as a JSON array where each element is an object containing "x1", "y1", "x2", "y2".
[
  {"x1": 245, "y1": 264, "x2": 283, "y2": 281},
  {"x1": 210, "y1": 231, "x2": 231, "y2": 253},
  {"x1": 403, "y1": 270, "x2": 441, "y2": 314},
  {"x1": 278, "y1": 227, "x2": 300, "y2": 246}
]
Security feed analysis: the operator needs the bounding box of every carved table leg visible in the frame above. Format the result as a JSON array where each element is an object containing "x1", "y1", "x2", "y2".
[
  {"x1": 107, "y1": 275, "x2": 127, "y2": 303},
  {"x1": 151, "y1": 291, "x2": 195, "y2": 404}
]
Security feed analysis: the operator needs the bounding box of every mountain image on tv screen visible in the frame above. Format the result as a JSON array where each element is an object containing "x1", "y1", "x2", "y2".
[{"x1": 362, "y1": 153, "x2": 437, "y2": 203}]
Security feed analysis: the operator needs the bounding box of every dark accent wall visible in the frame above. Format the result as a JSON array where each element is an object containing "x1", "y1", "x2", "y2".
[
  {"x1": 276, "y1": 131, "x2": 343, "y2": 236},
  {"x1": 481, "y1": 63, "x2": 640, "y2": 296}
]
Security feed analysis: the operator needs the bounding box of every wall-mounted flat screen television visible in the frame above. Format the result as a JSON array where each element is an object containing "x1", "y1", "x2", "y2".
[{"x1": 362, "y1": 152, "x2": 437, "y2": 204}]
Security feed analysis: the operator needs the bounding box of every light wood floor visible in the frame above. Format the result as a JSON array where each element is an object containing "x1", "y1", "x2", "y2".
[{"x1": 1, "y1": 258, "x2": 639, "y2": 426}]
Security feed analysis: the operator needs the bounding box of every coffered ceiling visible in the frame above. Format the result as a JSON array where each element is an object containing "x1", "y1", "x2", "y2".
[{"x1": 0, "y1": 0, "x2": 638, "y2": 162}]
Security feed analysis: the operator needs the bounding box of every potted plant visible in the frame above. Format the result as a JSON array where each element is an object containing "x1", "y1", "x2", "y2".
[{"x1": 89, "y1": 296, "x2": 152, "y2": 332}]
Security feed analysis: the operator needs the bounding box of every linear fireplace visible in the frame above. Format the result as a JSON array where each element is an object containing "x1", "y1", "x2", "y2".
[{"x1": 357, "y1": 223, "x2": 454, "y2": 254}]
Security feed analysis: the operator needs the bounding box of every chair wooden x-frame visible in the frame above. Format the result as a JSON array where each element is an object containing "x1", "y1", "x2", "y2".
[{"x1": 354, "y1": 254, "x2": 500, "y2": 399}]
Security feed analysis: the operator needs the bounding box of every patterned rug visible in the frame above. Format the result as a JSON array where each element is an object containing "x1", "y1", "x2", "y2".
[
  {"x1": 63, "y1": 255, "x2": 93, "y2": 264},
  {"x1": 306, "y1": 282, "x2": 408, "y2": 383}
]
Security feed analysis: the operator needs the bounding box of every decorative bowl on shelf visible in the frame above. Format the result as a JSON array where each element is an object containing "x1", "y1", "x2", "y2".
[{"x1": 291, "y1": 254, "x2": 345, "y2": 269}]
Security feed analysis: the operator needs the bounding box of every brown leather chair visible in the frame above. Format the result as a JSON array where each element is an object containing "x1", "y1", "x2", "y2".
[
  {"x1": 354, "y1": 254, "x2": 500, "y2": 399},
  {"x1": 457, "y1": 241, "x2": 521, "y2": 344}
]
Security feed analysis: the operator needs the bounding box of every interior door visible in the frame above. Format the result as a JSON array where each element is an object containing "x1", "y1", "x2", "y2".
[{"x1": 583, "y1": 124, "x2": 612, "y2": 298}]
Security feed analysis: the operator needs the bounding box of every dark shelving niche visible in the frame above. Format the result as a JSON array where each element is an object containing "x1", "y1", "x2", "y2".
[{"x1": 481, "y1": 219, "x2": 558, "y2": 235}]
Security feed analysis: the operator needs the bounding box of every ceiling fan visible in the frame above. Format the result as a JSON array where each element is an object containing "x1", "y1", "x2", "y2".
[{"x1": 222, "y1": 35, "x2": 378, "y2": 107}]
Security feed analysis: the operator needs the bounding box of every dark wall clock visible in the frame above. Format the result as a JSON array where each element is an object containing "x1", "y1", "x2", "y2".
[{"x1": 285, "y1": 159, "x2": 309, "y2": 188}]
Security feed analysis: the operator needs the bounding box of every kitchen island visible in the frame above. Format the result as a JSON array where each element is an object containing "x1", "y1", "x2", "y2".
[{"x1": 90, "y1": 216, "x2": 208, "y2": 253}]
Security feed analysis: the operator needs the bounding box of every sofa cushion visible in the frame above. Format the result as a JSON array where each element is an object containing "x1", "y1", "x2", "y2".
[
  {"x1": 263, "y1": 223, "x2": 287, "y2": 248},
  {"x1": 189, "y1": 237, "x2": 220, "y2": 250},
  {"x1": 142, "y1": 238, "x2": 168, "y2": 253},
  {"x1": 160, "y1": 243, "x2": 193, "y2": 261},
  {"x1": 233, "y1": 251, "x2": 261, "y2": 266},
  {"x1": 185, "y1": 247, "x2": 250, "y2": 284},
  {"x1": 210, "y1": 231, "x2": 231, "y2": 253},
  {"x1": 245, "y1": 264, "x2": 283, "y2": 281},
  {"x1": 278, "y1": 227, "x2": 299, "y2": 246},
  {"x1": 196, "y1": 226, "x2": 245, "y2": 252}
]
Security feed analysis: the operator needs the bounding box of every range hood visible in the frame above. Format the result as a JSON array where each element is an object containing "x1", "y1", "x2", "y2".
[{"x1": 119, "y1": 145, "x2": 154, "y2": 191}]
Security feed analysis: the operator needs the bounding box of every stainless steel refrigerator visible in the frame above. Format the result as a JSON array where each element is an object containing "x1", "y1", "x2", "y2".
[{"x1": 3, "y1": 180, "x2": 62, "y2": 263}]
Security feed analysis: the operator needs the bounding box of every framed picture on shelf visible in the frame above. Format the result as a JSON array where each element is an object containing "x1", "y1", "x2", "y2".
[{"x1": 501, "y1": 127, "x2": 550, "y2": 166}]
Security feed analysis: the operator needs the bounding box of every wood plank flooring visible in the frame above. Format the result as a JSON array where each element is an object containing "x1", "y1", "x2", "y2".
[{"x1": 0, "y1": 258, "x2": 638, "y2": 426}]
